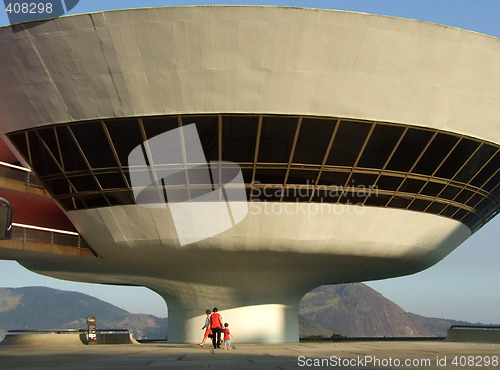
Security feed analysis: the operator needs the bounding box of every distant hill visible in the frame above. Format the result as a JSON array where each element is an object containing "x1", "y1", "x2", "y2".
[
  {"x1": 0, "y1": 284, "x2": 486, "y2": 342},
  {"x1": 0, "y1": 287, "x2": 167, "y2": 341},
  {"x1": 299, "y1": 284, "x2": 477, "y2": 338}
]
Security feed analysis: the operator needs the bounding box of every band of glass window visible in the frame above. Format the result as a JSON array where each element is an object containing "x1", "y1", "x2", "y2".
[{"x1": 7, "y1": 114, "x2": 500, "y2": 233}]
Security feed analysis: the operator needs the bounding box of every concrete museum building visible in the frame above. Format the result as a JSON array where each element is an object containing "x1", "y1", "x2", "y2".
[{"x1": 0, "y1": 6, "x2": 499, "y2": 342}]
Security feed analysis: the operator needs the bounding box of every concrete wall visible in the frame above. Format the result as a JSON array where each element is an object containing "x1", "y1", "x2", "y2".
[
  {"x1": 0, "y1": 332, "x2": 138, "y2": 346},
  {"x1": 1, "y1": 6, "x2": 499, "y2": 145},
  {"x1": 446, "y1": 327, "x2": 500, "y2": 344}
]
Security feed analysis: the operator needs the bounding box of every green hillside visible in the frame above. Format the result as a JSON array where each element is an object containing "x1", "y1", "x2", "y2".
[
  {"x1": 298, "y1": 284, "x2": 475, "y2": 338},
  {"x1": 0, "y1": 287, "x2": 167, "y2": 340},
  {"x1": 0, "y1": 284, "x2": 484, "y2": 342}
]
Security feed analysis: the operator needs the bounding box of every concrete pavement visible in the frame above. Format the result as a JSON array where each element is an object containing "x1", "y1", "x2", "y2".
[{"x1": 1, "y1": 340, "x2": 499, "y2": 369}]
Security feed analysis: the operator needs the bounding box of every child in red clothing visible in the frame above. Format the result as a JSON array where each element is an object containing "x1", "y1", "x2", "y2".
[{"x1": 222, "y1": 322, "x2": 233, "y2": 350}]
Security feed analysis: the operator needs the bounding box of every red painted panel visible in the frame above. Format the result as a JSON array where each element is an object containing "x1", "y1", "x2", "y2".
[
  {"x1": 0, "y1": 137, "x2": 19, "y2": 163},
  {"x1": 0, "y1": 187, "x2": 74, "y2": 231}
]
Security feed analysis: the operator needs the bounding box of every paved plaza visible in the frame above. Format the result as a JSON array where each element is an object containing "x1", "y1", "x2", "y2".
[{"x1": 1, "y1": 340, "x2": 499, "y2": 369}]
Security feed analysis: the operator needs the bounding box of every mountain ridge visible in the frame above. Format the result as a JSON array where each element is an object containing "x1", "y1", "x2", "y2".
[
  {"x1": 0, "y1": 286, "x2": 167, "y2": 340},
  {"x1": 298, "y1": 284, "x2": 484, "y2": 338},
  {"x1": 1, "y1": 284, "x2": 490, "y2": 341}
]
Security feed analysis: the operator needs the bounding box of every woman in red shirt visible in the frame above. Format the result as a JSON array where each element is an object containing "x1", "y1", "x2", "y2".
[{"x1": 209, "y1": 307, "x2": 223, "y2": 348}]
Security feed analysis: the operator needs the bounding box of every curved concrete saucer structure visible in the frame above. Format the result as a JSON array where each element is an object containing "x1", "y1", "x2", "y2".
[{"x1": 0, "y1": 6, "x2": 499, "y2": 343}]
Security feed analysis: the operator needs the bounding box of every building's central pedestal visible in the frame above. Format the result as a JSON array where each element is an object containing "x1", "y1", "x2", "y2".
[{"x1": 167, "y1": 304, "x2": 300, "y2": 343}]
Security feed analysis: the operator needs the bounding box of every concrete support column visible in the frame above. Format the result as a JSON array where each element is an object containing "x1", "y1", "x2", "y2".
[
  {"x1": 167, "y1": 304, "x2": 299, "y2": 343},
  {"x1": 151, "y1": 284, "x2": 301, "y2": 343}
]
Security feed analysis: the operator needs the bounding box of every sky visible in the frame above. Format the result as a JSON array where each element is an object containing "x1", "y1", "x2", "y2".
[{"x1": 0, "y1": 1, "x2": 499, "y2": 324}]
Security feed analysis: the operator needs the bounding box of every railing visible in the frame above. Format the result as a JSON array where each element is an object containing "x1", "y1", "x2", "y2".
[
  {"x1": 0, "y1": 161, "x2": 96, "y2": 257},
  {"x1": 0, "y1": 161, "x2": 47, "y2": 195},
  {"x1": 3, "y1": 223, "x2": 96, "y2": 258}
]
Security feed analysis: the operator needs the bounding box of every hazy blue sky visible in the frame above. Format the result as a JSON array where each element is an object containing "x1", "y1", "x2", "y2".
[{"x1": 0, "y1": 1, "x2": 499, "y2": 324}]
